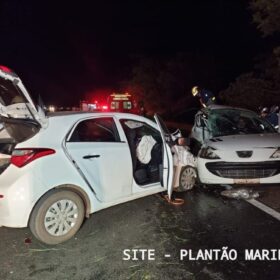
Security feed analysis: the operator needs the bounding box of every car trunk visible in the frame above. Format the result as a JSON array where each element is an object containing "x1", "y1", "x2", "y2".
[
  {"x1": 0, "y1": 66, "x2": 48, "y2": 175},
  {"x1": 0, "y1": 141, "x2": 15, "y2": 174},
  {"x1": 0, "y1": 118, "x2": 41, "y2": 175},
  {"x1": 0, "y1": 125, "x2": 16, "y2": 175}
]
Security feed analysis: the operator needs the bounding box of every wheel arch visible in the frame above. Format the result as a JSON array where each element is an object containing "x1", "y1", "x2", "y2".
[
  {"x1": 28, "y1": 184, "x2": 91, "y2": 228},
  {"x1": 54, "y1": 184, "x2": 91, "y2": 218}
]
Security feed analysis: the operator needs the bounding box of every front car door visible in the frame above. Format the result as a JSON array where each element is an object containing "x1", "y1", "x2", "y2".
[
  {"x1": 154, "y1": 114, "x2": 174, "y2": 199},
  {"x1": 65, "y1": 116, "x2": 133, "y2": 202}
]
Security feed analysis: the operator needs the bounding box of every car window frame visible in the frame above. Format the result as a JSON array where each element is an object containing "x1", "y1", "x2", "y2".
[
  {"x1": 66, "y1": 116, "x2": 122, "y2": 143},
  {"x1": 119, "y1": 118, "x2": 162, "y2": 144}
]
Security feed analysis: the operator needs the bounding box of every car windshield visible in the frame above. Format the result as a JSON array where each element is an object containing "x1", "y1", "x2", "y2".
[{"x1": 207, "y1": 109, "x2": 276, "y2": 137}]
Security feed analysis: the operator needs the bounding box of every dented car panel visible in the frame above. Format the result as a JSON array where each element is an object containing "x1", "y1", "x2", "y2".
[{"x1": 191, "y1": 105, "x2": 280, "y2": 185}]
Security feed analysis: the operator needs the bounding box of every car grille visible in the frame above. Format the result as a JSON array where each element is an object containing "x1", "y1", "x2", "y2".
[{"x1": 205, "y1": 161, "x2": 280, "y2": 179}]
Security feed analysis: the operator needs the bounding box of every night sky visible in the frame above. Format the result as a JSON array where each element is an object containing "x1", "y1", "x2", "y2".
[{"x1": 0, "y1": 0, "x2": 267, "y2": 107}]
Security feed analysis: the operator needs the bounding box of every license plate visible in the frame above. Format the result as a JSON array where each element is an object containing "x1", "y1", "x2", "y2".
[{"x1": 233, "y1": 178, "x2": 260, "y2": 184}]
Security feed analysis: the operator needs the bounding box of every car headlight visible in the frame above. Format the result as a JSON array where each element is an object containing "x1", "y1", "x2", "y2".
[
  {"x1": 270, "y1": 148, "x2": 280, "y2": 158},
  {"x1": 199, "y1": 147, "x2": 220, "y2": 159}
]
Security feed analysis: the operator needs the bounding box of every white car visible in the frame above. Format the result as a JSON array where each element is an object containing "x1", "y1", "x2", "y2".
[
  {"x1": 0, "y1": 66, "x2": 177, "y2": 244},
  {"x1": 190, "y1": 105, "x2": 280, "y2": 185}
]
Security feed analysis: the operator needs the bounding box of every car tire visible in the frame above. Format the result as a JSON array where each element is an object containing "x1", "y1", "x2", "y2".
[
  {"x1": 177, "y1": 165, "x2": 197, "y2": 192},
  {"x1": 29, "y1": 189, "x2": 85, "y2": 245}
]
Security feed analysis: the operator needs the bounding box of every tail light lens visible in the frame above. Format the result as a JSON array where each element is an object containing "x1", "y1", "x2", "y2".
[{"x1": 11, "y1": 148, "x2": 55, "y2": 168}]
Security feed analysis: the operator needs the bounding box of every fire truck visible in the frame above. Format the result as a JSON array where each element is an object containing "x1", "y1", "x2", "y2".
[
  {"x1": 80, "y1": 100, "x2": 108, "y2": 112},
  {"x1": 80, "y1": 92, "x2": 141, "y2": 114}
]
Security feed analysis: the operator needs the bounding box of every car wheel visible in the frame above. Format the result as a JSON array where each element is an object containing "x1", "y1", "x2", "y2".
[
  {"x1": 177, "y1": 166, "x2": 197, "y2": 192},
  {"x1": 29, "y1": 189, "x2": 85, "y2": 245}
]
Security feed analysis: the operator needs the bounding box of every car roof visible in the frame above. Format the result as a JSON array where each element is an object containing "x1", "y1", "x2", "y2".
[
  {"x1": 201, "y1": 105, "x2": 254, "y2": 114},
  {"x1": 48, "y1": 111, "x2": 151, "y2": 119},
  {"x1": 47, "y1": 111, "x2": 157, "y2": 126}
]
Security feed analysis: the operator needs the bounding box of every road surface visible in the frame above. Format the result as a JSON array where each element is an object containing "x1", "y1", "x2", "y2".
[{"x1": 0, "y1": 186, "x2": 280, "y2": 280}]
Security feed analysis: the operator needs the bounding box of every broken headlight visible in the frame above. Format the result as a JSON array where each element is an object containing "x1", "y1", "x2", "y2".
[
  {"x1": 270, "y1": 148, "x2": 280, "y2": 158},
  {"x1": 199, "y1": 147, "x2": 220, "y2": 159}
]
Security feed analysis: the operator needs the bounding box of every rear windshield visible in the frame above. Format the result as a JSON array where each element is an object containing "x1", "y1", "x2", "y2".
[{"x1": 207, "y1": 109, "x2": 276, "y2": 137}]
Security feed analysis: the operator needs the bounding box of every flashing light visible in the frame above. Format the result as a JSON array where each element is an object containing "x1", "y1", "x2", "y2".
[{"x1": 102, "y1": 105, "x2": 108, "y2": 110}]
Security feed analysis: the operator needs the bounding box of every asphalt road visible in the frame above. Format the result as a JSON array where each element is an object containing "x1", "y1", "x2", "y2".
[{"x1": 0, "y1": 187, "x2": 280, "y2": 280}]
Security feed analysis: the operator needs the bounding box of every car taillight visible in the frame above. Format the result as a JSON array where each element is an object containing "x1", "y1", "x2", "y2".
[{"x1": 11, "y1": 148, "x2": 55, "y2": 168}]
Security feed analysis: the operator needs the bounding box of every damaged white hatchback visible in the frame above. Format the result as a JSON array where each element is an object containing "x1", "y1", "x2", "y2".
[
  {"x1": 191, "y1": 105, "x2": 280, "y2": 186},
  {"x1": 0, "y1": 66, "x2": 179, "y2": 244}
]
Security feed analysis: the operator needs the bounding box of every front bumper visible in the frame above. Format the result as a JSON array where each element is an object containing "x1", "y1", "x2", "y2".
[{"x1": 197, "y1": 158, "x2": 280, "y2": 185}]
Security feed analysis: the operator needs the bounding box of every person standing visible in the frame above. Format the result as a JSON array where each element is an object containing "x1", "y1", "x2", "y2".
[{"x1": 192, "y1": 86, "x2": 216, "y2": 108}]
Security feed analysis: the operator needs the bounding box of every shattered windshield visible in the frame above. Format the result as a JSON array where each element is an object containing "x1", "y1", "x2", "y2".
[{"x1": 207, "y1": 109, "x2": 276, "y2": 137}]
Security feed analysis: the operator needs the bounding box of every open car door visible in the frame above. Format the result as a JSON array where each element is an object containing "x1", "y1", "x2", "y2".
[
  {"x1": 154, "y1": 114, "x2": 174, "y2": 199},
  {"x1": 0, "y1": 66, "x2": 47, "y2": 142}
]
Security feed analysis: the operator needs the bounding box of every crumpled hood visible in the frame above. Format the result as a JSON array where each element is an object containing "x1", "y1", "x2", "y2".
[{"x1": 206, "y1": 133, "x2": 280, "y2": 150}]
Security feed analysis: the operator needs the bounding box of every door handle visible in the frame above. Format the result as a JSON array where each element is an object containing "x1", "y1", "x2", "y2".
[{"x1": 83, "y1": 155, "x2": 100, "y2": 159}]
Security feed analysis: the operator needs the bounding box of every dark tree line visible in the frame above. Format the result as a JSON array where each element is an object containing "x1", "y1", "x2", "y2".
[
  {"x1": 220, "y1": 0, "x2": 280, "y2": 109},
  {"x1": 122, "y1": 53, "x2": 221, "y2": 114},
  {"x1": 122, "y1": 0, "x2": 280, "y2": 114}
]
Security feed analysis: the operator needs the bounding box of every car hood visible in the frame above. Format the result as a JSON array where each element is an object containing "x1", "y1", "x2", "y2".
[{"x1": 206, "y1": 133, "x2": 280, "y2": 150}]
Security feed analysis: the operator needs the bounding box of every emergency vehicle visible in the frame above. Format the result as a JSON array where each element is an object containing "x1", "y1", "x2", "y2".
[
  {"x1": 80, "y1": 92, "x2": 139, "y2": 113},
  {"x1": 107, "y1": 92, "x2": 137, "y2": 113},
  {"x1": 80, "y1": 100, "x2": 108, "y2": 112}
]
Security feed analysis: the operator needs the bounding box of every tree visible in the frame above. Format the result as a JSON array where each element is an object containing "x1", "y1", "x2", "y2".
[
  {"x1": 123, "y1": 53, "x2": 221, "y2": 114},
  {"x1": 220, "y1": 0, "x2": 280, "y2": 109},
  {"x1": 250, "y1": 0, "x2": 280, "y2": 36},
  {"x1": 220, "y1": 72, "x2": 278, "y2": 109}
]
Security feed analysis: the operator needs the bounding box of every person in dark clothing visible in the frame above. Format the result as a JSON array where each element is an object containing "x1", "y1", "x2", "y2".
[
  {"x1": 192, "y1": 86, "x2": 216, "y2": 108},
  {"x1": 266, "y1": 105, "x2": 279, "y2": 129}
]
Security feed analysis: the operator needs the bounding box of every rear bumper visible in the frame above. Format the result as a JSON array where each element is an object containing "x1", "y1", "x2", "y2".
[{"x1": 0, "y1": 166, "x2": 40, "y2": 228}]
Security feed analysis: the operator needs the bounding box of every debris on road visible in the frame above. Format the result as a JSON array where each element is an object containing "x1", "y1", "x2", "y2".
[
  {"x1": 163, "y1": 194, "x2": 185, "y2": 205},
  {"x1": 24, "y1": 237, "x2": 32, "y2": 244},
  {"x1": 221, "y1": 189, "x2": 259, "y2": 200}
]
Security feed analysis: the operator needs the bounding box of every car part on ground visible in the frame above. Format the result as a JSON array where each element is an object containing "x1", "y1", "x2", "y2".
[{"x1": 220, "y1": 188, "x2": 259, "y2": 200}]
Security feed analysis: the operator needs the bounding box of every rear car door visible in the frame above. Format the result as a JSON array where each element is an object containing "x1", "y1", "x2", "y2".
[{"x1": 65, "y1": 116, "x2": 133, "y2": 202}]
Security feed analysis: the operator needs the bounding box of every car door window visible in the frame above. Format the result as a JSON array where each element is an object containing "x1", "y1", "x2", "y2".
[
  {"x1": 120, "y1": 119, "x2": 163, "y2": 185},
  {"x1": 69, "y1": 117, "x2": 120, "y2": 142},
  {"x1": 120, "y1": 119, "x2": 162, "y2": 142}
]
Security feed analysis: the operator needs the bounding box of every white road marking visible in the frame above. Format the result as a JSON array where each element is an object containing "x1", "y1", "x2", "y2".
[
  {"x1": 247, "y1": 199, "x2": 280, "y2": 221},
  {"x1": 164, "y1": 254, "x2": 171, "y2": 258}
]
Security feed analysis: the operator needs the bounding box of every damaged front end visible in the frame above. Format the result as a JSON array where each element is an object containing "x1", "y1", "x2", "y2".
[{"x1": 171, "y1": 129, "x2": 198, "y2": 192}]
